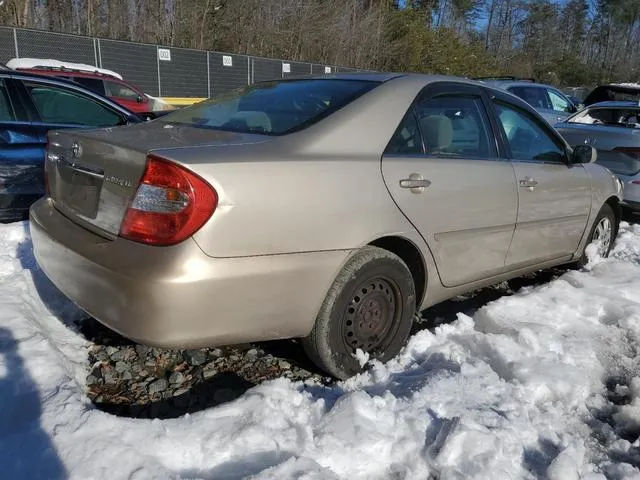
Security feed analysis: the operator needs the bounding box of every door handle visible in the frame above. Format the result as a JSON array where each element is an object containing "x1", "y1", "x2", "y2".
[
  {"x1": 399, "y1": 173, "x2": 431, "y2": 193},
  {"x1": 519, "y1": 177, "x2": 538, "y2": 189}
]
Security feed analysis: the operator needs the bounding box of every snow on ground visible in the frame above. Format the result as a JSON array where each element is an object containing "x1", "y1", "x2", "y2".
[{"x1": 2, "y1": 221, "x2": 640, "y2": 479}]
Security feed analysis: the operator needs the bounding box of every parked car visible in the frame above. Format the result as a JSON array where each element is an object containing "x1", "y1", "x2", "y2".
[
  {"x1": 6, "y1": 57, "x2": 169, "y2": 114},
  {"x1": 583, "y1": 83, "x2": 640, "y2": 106},
  {"x1": 475, "y1": 76, "x2": 579, "y2": 124},
  {"x1": 0, "y1": 70, "x2": 158, "y2": 221},
  {"x1": 555, "y1": 100, "x2": 640, "y2": 214},
  {"x1": 30, "y1": 74, "x2": 622, "y2": 379}
]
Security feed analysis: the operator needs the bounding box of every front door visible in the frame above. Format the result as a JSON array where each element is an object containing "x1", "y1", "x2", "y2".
[
  {"x1": 491, "y1": 98, "x2": 591, "y2": 268},
  {"x1": 382, "y1": 83, "x2": 518, "y2": 287}
]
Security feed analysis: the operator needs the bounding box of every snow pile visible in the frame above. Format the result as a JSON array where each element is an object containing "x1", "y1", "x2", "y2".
[
  {"x1": 7, "y1": 57, "x2": 123, "y2": 79},
  {"x1": 1, "y1": 221, "x2": 640, "y2": 479}
]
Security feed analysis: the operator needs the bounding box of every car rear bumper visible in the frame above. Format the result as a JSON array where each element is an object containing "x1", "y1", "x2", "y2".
[{"x1": 30, "y1": 198, "x2": 349, "y2": 348}]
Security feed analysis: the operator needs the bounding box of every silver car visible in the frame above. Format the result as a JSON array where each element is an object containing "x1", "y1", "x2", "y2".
[
  {"x1": 555, "y1": 100, "x2": 640, "y2": 213},
  {"x1": 30, "y1": 73, "x2": 622, "y2": 379},
  {"x1": 475, "y1": 77, "x2": 579, "y2": 125}
]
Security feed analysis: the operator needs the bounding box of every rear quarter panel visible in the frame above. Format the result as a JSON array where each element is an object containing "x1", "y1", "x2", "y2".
[{"x1": 153, "y1": 76, "x2": 435, "y2": 259}]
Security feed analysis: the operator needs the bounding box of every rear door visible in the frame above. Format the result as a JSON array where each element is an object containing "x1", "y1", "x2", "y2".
[
  {"x1": 382, "y1": 82, "x2": 518, "y2": 287},
  {"x1": 490, "y1": 95, "x2": 591, "y2": 268}
]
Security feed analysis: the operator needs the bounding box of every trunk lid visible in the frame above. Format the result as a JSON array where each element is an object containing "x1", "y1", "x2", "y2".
[{"x1": 46, "y1": 121, "x2": 270, "y2": 238}]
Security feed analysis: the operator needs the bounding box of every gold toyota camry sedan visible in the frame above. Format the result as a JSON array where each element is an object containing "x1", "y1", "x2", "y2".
[{"x1": 30, "y1": 73, "x2": 623, "y2": 379}]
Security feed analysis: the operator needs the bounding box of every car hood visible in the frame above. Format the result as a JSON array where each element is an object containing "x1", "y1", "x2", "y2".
[{"x1": 69, "y1": 120, "x2": 273, "y2": 154}]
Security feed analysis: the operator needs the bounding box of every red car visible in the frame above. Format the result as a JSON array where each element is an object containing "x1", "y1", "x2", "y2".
[{"x1": 7, "y1": 58, "x2": 153, "y2": 113}]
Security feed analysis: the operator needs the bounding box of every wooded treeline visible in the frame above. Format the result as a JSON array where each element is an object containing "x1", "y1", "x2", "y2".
[{"x1": 1, "y1": 0, "x2": 639, "y2": 86}]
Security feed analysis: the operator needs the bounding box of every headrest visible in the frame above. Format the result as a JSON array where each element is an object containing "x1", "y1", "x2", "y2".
[{"x1": 421, "y1": 115, "x2": 453, "y2": 150}]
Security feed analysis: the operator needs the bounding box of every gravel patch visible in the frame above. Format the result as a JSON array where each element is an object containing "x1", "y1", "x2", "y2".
[{"x1": 80, "y1": 319, "x2": 330, "y2": 419}]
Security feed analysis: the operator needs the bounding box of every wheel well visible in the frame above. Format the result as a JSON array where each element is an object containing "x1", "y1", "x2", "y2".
[
  {"x1": 369, "y1": 236, "x2": 426, "y2": 305},
  {"x1": 605, "y1": 195, "x2": 621, "y2": 235}
]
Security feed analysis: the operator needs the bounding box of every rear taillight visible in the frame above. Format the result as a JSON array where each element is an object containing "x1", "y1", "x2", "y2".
[
  {"x1": 614, "y1": 147, "x2": 640, "y2": 159},
  {"x1": 119, "y1": 155, "x2": 217, "y2": 246}
]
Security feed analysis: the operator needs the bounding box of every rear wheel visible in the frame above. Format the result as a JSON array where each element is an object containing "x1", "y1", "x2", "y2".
[
  {"x1": 576, "y1": 203, "x2": 617, "y2": 266},
  {"x1": 302, "y1": 246, "x2": 416, "y2": 380}
]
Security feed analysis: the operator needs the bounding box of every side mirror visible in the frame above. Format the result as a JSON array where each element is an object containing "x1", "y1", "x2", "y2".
[
  {"x1": 567, "y1": 104, "x2": 578, "y2": 114},
  {"x1": 136, "y1": 94, "x2": 143, "y2": 103},
  {"x1": 571, "y1": 144, "x2": 597, "y2": 164}
]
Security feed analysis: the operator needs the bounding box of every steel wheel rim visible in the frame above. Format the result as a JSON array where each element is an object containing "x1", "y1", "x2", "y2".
[
  {"x1": 342, "y1": 276, "x2": 401, "y2": 355},
  {"x1": 592, "y1": 216, "x2": 612, "y2": 256}
]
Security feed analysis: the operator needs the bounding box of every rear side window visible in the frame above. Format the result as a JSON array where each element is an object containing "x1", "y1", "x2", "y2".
[
  {"x1": 508, "y1": 86, "x2": 551, "y2": 110},
  {"x1": 0, "y1": 79, "x2": 15, "y2": 121},
  {"x1": 71, "y1": 77, "x2": 106, "y2": 96},
  {"x1": 414, "y1": 95, "x2": 494, "y2": 158},
  {"x1": 160, "y1": 79, "x2": 379, "y2": 135},
  {"x1": 24, "y1": 81, "x2": 124, "y2": 127}
]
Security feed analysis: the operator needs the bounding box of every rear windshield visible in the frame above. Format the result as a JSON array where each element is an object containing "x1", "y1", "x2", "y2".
[{"x1": 158, "y1": 79, "x2": 379, "y2": 135}]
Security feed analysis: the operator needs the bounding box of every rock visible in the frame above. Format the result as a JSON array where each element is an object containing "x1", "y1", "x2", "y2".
[
  {"x1": 245, "y1": 349, "x2": 259, "y2": 360},
  {"x1": 173, "y1": 387, "x2": 189, "y2": 397},
  {"x1": 122, "y1": 371, "x2": 133, "y2": 381},
  {"x1": 138, "y1": 369, "x2": 149, "y2": 378},
  {"x1": 203, "y1": 367, "x2": 218, "y2": 380},
  {"x1": 115, "y1": 361, "x2": 129, "y2": 373},
  {"x1": 169, "y1": 371, "x2": 185, "y2": 385},
  {"x1": 102, "y1": 366, "x2": 119, "y2": 386},
  {"x1": 105, "y1": 346, "x2": 119, "y2": 356},
  {"x1": 86, "y1": 375, "x2": 100, "y2": 386},
  {"x1": 94, "y1": 350, "x2": 109, "y2": 361},
  {"x1": 211, "y1": 348, "x2": 223, "y2": 358},
  {"x1": 278, "y1": 360, "x2": 291, "y2": 370},
  {"x1": 135, "y1": 344, "x2": 151, "y2": 357},
  {"x1": 110, "y1": 350, "x2": 125, "y2": 362},
  {"x1": 144, "y1": 359, "x2": 156, "y2": 368},
  {"x1": 148, "y1": 378, "x2": 169, "y2": 395},
  {"x1": 184, "y1": 349, "x2": 207, "y2": 366}
]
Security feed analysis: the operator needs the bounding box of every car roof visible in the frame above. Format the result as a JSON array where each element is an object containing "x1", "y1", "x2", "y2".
[
  {"x1": 477, "y1": 79, "x2": 558, "y2": 90},
  {"x1": 17, "y1": 66, "x2": 125, "y2": 81}
]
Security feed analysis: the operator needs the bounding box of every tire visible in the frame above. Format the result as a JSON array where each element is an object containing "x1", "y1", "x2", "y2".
[
  {"x1": 302, "y1": 246, "x2": 416, "y2": 380},
  {"x1": 576, "y1": 203, "x2": 617, "y2": 267}
]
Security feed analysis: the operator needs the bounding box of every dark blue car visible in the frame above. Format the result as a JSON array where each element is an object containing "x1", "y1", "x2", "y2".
[{"x1": 0, "y1": 69, "x2": 151, "y2": 221}]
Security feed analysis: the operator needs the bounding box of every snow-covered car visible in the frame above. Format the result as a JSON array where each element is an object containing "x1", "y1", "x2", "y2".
[
  {"x1": 475, "y1": 76, "x2": 579, "y2": 124},
  {"x1": 30, "y1": 73, "x2": 623, "y2": 379},
  {"x1": 555, "y1": 101, "x2": 640, "y2": 214}
]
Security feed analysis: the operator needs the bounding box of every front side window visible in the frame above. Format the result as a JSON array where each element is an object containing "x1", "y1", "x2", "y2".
[
  {"x1": 413, "y1": 95, "x2": 494, "y2": 158},
  {"x1": 24, "y1": 81, "x2": 124, "y2": 127},
  {"x1": 160, "y1": 79, "x2": 379, "y2": 135},
  {"x1": 547, "y1": 89, "x2": 571, "y2": 113},
  {"x1": 105, "y1": 81, "x2": 140, "y2": 101},
  {"x1": 494, "y1": 101, "x2": 566, "y2": 162}
]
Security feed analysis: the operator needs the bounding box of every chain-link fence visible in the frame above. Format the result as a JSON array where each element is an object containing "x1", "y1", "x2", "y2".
[{"x1": 0, "y1": 26, "x2": 368, "y2": 99}]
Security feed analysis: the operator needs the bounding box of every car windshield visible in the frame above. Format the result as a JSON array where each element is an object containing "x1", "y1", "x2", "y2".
[
  {"x1": 568, "y1": 107, "x2": 640, "y2": 129},
  {"x1": 159, "y1": 79, "x2": 380, "y2": 135}
]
